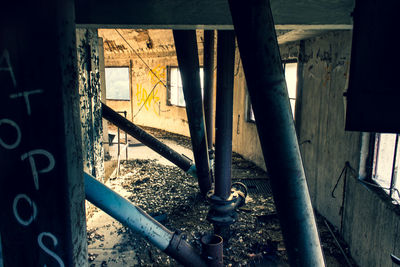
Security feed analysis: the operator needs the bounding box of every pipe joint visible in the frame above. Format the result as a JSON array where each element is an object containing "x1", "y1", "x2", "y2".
[
  {"x1": 165, "y1": 231, "x2": 207, "y2": 267},
  {"x1": 206, "y1": 183, "x2": 247, "y2": 226}
]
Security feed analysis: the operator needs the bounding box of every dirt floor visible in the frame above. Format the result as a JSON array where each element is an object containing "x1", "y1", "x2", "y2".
[{"x1": 87, "y1": 126, "x2": 357, "y2": 266}]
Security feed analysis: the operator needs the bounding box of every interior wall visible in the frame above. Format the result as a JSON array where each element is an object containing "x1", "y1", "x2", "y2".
[
  {"x1": 295, "y1": 30, "x2": 400, "y2": 267},
  {"x1": 101, "y1": 30, "x2": 209, "y2": 138},
  {"x1": 106, "y1": 54, "x2": 192, "y2": 137},
  {"x1": 297, "y1": 31, "x2": 359, "y2": 227}
]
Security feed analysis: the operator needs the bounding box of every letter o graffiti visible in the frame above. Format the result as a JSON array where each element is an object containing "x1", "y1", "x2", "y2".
[
  {"x1": 13, "y1": 194, "x2": 37, "y2": 226},
  {"x1": 0, "y1": 119, "x2": 21, "y2": 150}
]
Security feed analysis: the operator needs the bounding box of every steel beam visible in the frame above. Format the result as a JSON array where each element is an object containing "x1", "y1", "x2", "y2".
[
  {"x1": 102, "y1": 103, "x2": 196, "y2": 176},
  {"x1": 228, "y1": 0, "x2": 325, "y2": 265},
  {"x1": 203, "y1": 30, "x2": 215, "y2": 152},
  {"x1": 173, "y1": 30, "x2": 212, "y2": 196}
]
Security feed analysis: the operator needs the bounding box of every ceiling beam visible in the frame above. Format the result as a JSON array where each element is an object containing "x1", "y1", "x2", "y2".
[{"x1": 75, "y1": 0, "x2": 354, "y2": 29}]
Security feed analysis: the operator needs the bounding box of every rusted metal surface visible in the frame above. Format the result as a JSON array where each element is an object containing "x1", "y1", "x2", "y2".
[
  {"x1": 201, "y1": 234, "x2": 223, "y2": 267},
  {"x1": 165, "y1": 232, "x2": 207, "y2": 267}
]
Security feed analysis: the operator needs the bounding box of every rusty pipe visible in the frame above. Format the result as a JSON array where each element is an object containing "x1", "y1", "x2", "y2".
[{"x1": 201, "y1": 234, "x2": 223, "y2": 267}]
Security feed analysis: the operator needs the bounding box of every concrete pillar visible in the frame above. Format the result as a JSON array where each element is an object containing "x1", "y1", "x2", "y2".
[
  {"x1": 0, "y1": 0, "x2": 87, "y2": 265},
  {"x1": 76, "y1": 29, "x2": 105, "y2": 180},
  {"x1": 98, "y1": 37, "x2": 110, "y2": 159}
]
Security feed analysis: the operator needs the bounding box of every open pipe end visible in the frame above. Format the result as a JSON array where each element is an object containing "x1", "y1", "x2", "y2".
[{"x1": 201, "y1": 234, "x2": 223, "y2": 267}]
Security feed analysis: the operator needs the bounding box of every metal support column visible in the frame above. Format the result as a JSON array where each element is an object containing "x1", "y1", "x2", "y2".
[
  {"x1": 173, "y1": 30, "x2": 212, "y2": 196},
  {"x1": 228, "y1": 0, "x2": 325, "y2": 265},
  {"x1": 102, "y1": 103, "x2": 196, "y2": 176},
  {"x1": 214, "y1": 31, "x2": 235, "y2": 200},
  {"x1": 207, "y1": 31, "x2": 246, "y2": 241},
  {"x1": 203, "y1": 30, "x2": 215, "y2": 152}
]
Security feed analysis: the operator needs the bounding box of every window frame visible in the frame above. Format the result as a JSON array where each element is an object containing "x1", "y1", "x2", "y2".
[
  {"x1": 366, "y1": 132, "x2": 400, "y2": 202},
  {"x1": 166, "y1": 66, "x2": 204, "y2": 107},
  {"x1": 105, "y1": 66, "x2": 131, "y2": 101},
  {"x1": 246, "y1": 59, "x2": 298, "y2": 123}
]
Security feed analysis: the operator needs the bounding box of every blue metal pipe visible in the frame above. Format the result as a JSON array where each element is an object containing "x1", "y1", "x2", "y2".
[
  {"x1": 84, "y1": 173, "x2": 207, "y2": 266},
  {"x1": 84, "y1": 172, "x2": 173, "y2": 250}
]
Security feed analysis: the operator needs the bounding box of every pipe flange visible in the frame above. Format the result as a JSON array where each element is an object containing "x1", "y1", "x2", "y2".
[{"x1": 231, "y1": 182, "x2": 248, "y2": 207}]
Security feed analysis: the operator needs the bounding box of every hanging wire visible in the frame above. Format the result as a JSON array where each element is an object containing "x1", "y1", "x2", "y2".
[
  {"x1": 331, "y1": 162, "x2": 348, "y2": 198},
  {"x1": 114, "y1": 29, "x2": 168, "y2": 119},
  {"x1": 132, "y1": 80, "x2": 162, "y2": 119},
  {"x1": 115, "y1": 29, "x2": 168, "y2": 89},
  {"x1": 342, "y1": 162, "x2": 400, "y2": 205}
]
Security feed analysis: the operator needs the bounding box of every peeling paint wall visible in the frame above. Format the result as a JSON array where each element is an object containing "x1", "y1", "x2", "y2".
[{"x1": 76, "y1": 29, "x2": 105, "y2": 181}]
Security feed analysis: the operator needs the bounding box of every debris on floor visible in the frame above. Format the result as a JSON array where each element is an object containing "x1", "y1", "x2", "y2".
[{"x1": 88, "y1": 126, "x2": 357, "y2": 266}]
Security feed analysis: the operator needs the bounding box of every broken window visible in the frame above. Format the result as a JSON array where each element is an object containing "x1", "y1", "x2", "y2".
[
  {"x1": 167, "y1": 66, "x2": 203, "y2": 107},
  {"x1": 247, "y1": 61, "x2": 298, "y2": 122},
  {"x1": 105, "y1": 67, "x2": 130, "y2": 100},
  {"x1": 372, "y1": 133, "x2": 400, "y2": 202}
]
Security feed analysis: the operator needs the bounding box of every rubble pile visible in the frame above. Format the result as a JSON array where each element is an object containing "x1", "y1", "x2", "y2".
[{"x1": 88, "y1": 127, "x2": 356, "y2": 266}]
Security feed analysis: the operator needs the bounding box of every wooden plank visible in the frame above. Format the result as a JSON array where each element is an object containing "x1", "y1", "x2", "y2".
[{"x1": 75, "y1": 0, "x2": 354, "y2": 29}]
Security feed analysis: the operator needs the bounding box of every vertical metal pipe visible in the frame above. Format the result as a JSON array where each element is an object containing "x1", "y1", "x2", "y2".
[
  {"x1": 124, "y1": 111, "x2": 128, "y2": 160},
  {"x1": 117, "y1": 124, "x2": 120, "y2": 158},
  {"x1": 228, "y1": 0, "x2": 325, "y2": 266},
  {"x1": 214, "y1": 31, "x2": 236, "y2": 200},
  {"x1": 203, "y1": 30, "x2": 215, "y2": 151},
  {"x1": 173, "y1": 30, "x2": 212, "y2": 196}
]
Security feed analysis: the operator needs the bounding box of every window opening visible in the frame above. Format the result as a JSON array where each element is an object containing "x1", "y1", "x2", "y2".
[
  {"x1": 372, "y1": 133, "x2": 400, "y2": 201},
  {"x1": 247, "y1": 61, "x2": 298, "y2": 122},
  {"x1": 168, "y1": 67, "x2": 204, "y2": 107},
  {"x1": 105, "y1": 67, "x2": 130, "y2": 100}
]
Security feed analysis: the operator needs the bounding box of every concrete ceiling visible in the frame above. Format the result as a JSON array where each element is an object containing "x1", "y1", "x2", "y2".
[
  {"x1": 85, "y1": 0, "x2": 354, "y2": 51},
  {"x1": 76, "y1": 0, "x2": 354, "y2": 30},
  {"x1": 98, "y1": 28, "x2": 335, "y2": 59}
]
